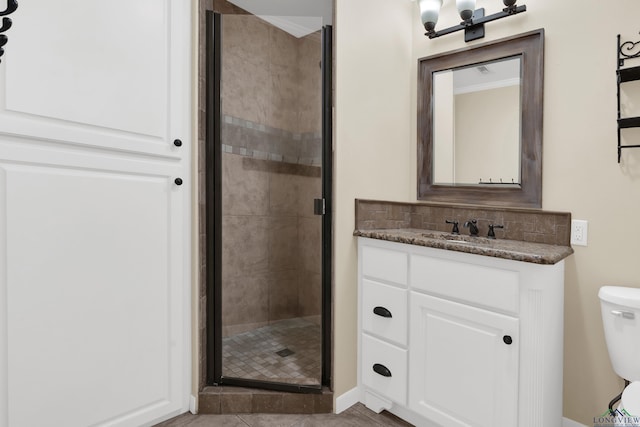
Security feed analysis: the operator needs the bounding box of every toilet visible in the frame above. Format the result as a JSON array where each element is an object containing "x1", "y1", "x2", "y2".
[{"x1": 599, "y1": 286, "x2": 640, "y2": 415}]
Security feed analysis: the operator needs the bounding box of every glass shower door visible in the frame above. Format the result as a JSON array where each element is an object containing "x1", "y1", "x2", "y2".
[{"x1": 210, "y1": 1, "x2": 331, "y2": 391}]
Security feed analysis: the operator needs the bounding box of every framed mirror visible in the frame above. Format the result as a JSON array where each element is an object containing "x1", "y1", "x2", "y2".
[{"x1": 418, "y1": 29, "x2": 544, "y2": 208}]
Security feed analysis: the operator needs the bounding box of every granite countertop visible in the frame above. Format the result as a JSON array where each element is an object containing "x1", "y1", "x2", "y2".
[{"x1": 354, "y1": 228, "x2": 574, "y2": 265}]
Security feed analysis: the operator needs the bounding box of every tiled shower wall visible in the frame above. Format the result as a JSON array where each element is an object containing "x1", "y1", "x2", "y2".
[
  {"x1": 221, "y1": 156, "x2": 322, "y2": 337},
  {"x1": 221, "y1": 14, "x2": 322, "y2": 166},
  {"x1": 220, "y1": 11, "x2": 323, "y2": 335}
]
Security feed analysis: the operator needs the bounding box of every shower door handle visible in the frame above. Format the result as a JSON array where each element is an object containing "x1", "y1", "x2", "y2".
[{"x1": 314, "y1": 198, "x2": 325, "y2": 215}]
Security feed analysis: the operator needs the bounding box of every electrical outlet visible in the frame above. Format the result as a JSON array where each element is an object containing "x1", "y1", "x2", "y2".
[{"x1": 571, "y1": 220, "x2": 588, "y2": 246}]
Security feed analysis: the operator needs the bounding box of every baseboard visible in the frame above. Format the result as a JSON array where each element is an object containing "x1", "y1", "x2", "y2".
[
  {"x1": 335, "y1": 387, "x2": 360, "y2": 414},
  {"x1": 336, "y1": 388, "x2": 585, "y2": 426},
  {"x1": 563, "y1": 417, "x2": 588, "y2": 427},
  {"x1": 338, "y1": 390, "x2": 585, "y2": 425},
  {"x1": 189, "y1": 394, "x2": 197, "y2": 414}
]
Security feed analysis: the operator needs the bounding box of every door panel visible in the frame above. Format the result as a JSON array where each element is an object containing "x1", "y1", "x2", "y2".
[
  {"x1": 410, "y1": 292, "x2": 519, "y2": 427},
  {"x1": 0, "y1": 0, "x2": 189, "y2": 159},
  {"x1": 0, "y1": 139, "x2": 186, "y2": 427},
  {"x1": 0, "y1": 1, "x2": 191, "y2": 425}
]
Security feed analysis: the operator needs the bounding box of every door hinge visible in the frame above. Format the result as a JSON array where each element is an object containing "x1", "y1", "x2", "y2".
[{"x1": 314, "y1": 198, "x2": 326, "y2": 215}]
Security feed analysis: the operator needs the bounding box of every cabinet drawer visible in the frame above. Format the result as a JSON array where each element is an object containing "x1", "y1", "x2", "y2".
[
  {"x1": 362, "y1": 245, "x2": 408, "y2": 286},
  {"x1": 411, "y1": 254, "x2": 519, "y2": 314},
  {"x1": 362, "y1": 279, "x2": 407, "y2": 346},
  {"x1": 362, "y1": 334, "x2": 408, "y2": 405}
]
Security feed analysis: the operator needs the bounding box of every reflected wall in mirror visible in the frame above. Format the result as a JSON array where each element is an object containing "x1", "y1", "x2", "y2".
[
  {"x1": 418, "y1": 29, "x2": 544, "y2": 208},
  {"x1": 433, "y1": 57, "x2": 521, "y2": 185}
]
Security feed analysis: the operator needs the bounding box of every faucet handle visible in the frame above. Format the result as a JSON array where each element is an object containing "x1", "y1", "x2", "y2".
[
  {"x1": 487, "y1": 224, "x2": 504, "y2": 239},
  {"x1": 445, "y1": 220, "x2": 459, "y2": 234}
]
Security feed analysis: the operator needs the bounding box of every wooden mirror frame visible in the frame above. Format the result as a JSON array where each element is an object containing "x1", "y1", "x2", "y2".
[{"x1": 417, "y1": 29, "x2": 544, "y2": 208}]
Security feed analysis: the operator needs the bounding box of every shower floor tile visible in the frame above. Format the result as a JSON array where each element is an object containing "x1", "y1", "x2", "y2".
[{"x1": 222, "y1": 318, "x2": 321, "y2": 385}]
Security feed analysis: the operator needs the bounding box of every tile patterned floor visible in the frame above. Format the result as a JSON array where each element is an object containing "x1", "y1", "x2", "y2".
[
  {"x1": 222, "y1": 318, "x2": 321, "y2": 385},
  {"x1": 154, "y1": 403, "x2": 415, "y2": 427}
]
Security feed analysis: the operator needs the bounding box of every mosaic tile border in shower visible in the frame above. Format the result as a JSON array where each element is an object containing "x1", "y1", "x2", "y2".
[{"x1": 222, "y1": 115, "x2": 322, "y2": 166}]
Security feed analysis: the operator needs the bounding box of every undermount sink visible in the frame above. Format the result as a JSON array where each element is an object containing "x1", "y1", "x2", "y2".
[
  {"x1": 446, "y1": 239, "x2": 474, "y2": 244},
  {"x1": 420, "y1": 231, "x2": 494, "y2": 246}
]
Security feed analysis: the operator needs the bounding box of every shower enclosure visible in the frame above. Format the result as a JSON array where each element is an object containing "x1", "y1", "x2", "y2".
[{"x1": 205, "y1": 1, "x2": 332, "y2": 393}]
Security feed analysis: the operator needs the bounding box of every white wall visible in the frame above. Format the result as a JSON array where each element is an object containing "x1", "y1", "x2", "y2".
[
  {"x1": 333, "y1": 0, "x2": 414, "y2": 401},
  {"x1": 335, "y1": 0, "x2": 640, "y2": 424}
]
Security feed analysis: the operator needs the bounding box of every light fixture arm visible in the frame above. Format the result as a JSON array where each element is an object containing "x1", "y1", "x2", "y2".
[{"x1": 426, "y1": 4, "x2": 526, "y2": 42}]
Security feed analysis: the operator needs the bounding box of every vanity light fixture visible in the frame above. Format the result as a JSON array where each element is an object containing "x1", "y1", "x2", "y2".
[{"x1": 418, "y1": 0, "x2": 526, "y2": 42}]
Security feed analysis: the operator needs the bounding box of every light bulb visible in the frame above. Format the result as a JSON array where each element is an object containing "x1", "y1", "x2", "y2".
[
  {"x1": 456, "y1": 0, "x2": 476, "y2": 21},
  {"x1": 419, "y1": 0, "x2": 443, "y2": 32}
]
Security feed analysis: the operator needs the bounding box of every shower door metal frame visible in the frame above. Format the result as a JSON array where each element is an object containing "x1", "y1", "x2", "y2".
[{"x1": 205, "y1": 10, "x2": 333, "y2": 394}]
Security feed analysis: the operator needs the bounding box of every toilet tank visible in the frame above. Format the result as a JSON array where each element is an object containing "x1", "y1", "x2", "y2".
[{"x1": 599, "y1": 286, "x2": 640, "y2": 381}]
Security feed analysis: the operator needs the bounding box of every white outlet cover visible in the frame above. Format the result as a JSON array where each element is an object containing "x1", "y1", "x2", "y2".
[{"x1": 571, "y1": 220, "x2": 588, "y2": 246}]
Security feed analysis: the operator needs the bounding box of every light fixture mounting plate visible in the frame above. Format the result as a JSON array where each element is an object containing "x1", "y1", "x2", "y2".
[
  {"x1": 464, "y1": 8, "x2": 486, "y2": 42},
  {"x1": 426, "y1": 4, "x2": 526, "y2": 42}
]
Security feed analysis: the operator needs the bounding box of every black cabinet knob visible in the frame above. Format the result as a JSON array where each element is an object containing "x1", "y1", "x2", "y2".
[
  {"x1": 373, "y1": 306, "x2": 392, "y2": 318},
  {"x1": 174, "y1": 178, "x2": 183, "y2": 186},
  {"x1": 373, "y1": 363, "x2": 392, "y2": 377},
  {"x1": 173, "y1": 139, "x2": 182, "y2": 147},
  {"x1": 503, "y1": 335, "x2": 513, "y2": 345}
]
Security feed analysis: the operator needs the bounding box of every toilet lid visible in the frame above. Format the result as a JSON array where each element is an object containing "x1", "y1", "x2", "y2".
[{"x1": 622, "y1": 381, "x2": 640, "y2": 416}]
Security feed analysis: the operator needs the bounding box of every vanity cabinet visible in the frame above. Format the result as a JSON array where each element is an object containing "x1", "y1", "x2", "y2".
[{"x1": 357, "y1": 237, "x2": 565, "y2": 427}]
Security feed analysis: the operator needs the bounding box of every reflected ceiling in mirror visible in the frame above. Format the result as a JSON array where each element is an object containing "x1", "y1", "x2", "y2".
[
  {"x1": 433, "y1": 56, "x2": 522, "y2": 186},
  {"x1": 418, "y1": 29, "x2": 544, "y2": 208}
]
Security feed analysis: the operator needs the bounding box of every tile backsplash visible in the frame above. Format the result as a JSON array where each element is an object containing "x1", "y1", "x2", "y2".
[{"x1": 355, "y1": 199, "x2": 571, "y2": 246}]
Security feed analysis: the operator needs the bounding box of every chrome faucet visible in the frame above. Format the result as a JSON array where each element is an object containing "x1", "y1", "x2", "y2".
[{"x1": 464, "y1": 219, "x2": 479, "y2": 236}]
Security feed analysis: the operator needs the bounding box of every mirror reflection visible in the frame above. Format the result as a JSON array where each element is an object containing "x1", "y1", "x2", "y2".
[{"x1": 433, "y1": 56, "x2": 522, "y2": 186}]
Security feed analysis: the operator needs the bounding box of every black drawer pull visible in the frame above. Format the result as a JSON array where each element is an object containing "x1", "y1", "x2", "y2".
[
  {"x1": 373, "y1": 306, "x2": 392, "y2": 318},
  {"x1": 503, "y1": 335, "x2": 513, "y2": 345},
  {"x1": 373, "y1": 363, "x2": 392, "y2": 377}
]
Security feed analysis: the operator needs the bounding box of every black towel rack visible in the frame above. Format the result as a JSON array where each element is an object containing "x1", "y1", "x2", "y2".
[{"x1": 617, "y1": 33, "x2": 640, "y2": 162}]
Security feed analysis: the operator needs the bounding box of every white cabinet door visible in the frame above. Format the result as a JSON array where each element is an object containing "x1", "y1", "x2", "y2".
[
  {"x1": 0, "y1": 1, "x2": 191, "y2": 426},
  {"x1": 409, "y1": 292, "x2": 519, "y2": 427}
]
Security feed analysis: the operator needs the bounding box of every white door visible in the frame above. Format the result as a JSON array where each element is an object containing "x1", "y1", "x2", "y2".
[
  {"x1": 409, "y1": 292, "x2": 519, "y2": 427},
  {"x1": 0, "y1": 1, "x2": 191, "y2": 426}
]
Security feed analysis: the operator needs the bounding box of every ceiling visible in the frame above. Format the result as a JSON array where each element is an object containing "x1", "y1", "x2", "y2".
[
  {"x1": 227, "y1": 0, "x2": 332, "y2": 38},
  {"x1": 452, "y1": 56, "x2": 522, "y2": 94}
]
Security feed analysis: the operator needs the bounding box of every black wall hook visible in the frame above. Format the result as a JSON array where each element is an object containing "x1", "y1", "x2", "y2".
[
  {"x1": 0, "y1": 17, "x2": 12, "y2": 33},
  {"x1": 0, "y1": 0, "x2": 18, "y2": 63},
  {"x1": 0, "y1": 0, "x2": 18, "y2": 17}
]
